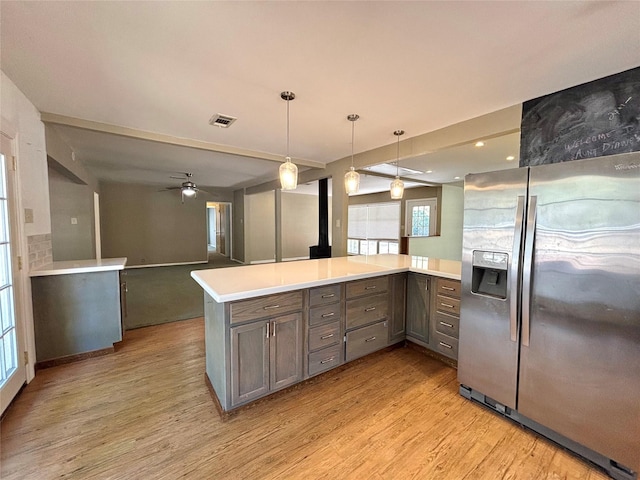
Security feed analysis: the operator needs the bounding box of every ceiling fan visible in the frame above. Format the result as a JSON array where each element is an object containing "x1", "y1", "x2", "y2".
[{"x1": 161, "y1": 173, "x2": 205, "y2": 203}]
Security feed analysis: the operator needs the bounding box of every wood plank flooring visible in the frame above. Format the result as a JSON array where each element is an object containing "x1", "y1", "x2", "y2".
[{"x1": 1, "y1": 318, "x2": 609, "y2": 479}]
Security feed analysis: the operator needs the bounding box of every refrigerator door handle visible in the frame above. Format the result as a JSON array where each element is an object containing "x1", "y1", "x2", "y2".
[
  {"x1": 510, "y1": 195, "x2": 526, "y2": 342},
  {"x1": 522, "y1": 195, "x2": 537, "y2": 347}
]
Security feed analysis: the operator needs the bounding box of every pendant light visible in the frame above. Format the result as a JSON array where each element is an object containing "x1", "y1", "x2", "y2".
[
  {"x1": 344, "y1": 114, "x2": 360, "y2": 195},
  {"x1": 390, "y1": 130, "x2": 405, "y2": 199},
  {"x1": 279, "y1": 91, "x2": 298, "y2": 190}
]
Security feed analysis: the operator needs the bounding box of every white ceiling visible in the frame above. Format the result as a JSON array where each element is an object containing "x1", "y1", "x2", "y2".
[{"x1": 1, "y1": 1, "x2": 639, "y2": 192}]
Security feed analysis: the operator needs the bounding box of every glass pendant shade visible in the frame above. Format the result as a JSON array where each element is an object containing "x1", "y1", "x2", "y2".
[
  {"x1": 344, "y1": 166, "x2": 360, "y2": 195},
  {"x1": 390, "y1": 176, "x2": 404, "y2": 199},
  {"x1": 182, "y1": 187, "x2": 197, "y2": 197},
  {"x1": 279, "y1": 156, "x2": 298, "y2": 190},
  {"x1": 279, "y1": 91, "x2": 298, "y2": 191}
]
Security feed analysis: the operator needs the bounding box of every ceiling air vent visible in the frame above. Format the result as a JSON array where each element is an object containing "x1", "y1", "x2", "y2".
[{"x1": 209, "y1": 114, "x2": 237, "y2": 128}]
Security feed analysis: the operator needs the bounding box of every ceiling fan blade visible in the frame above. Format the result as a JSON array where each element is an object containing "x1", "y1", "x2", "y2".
[
  {"x1": 169, "y1": 175, "x2": 187, "y2": 180},
  {"x1": 197, "y1": 188, "x2": 219, "y2": 197}
]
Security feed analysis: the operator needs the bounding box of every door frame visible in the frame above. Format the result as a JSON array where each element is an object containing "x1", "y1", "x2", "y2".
[{"x1": 0, "y1": 122, "x2": 31, "y2": 413}]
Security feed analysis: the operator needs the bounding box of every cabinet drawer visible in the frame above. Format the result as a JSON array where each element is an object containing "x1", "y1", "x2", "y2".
[
  {"x1": 436, "y1": 278, "x2": 461, "y2": 299},
  {"x1": 346, "y1": 276, "x2": 388, "y2": 299},
  {"x1": 436, "y1": 295, "x2": 460, "y2": 316},
  {"x1": 308, "y1": 343, "x2": 343, "y2": 377},
  {"x1": 309, "y1": 284, "x2": 342, "y2": 307},
  {"x1": 346, "y1": 321, "x2": 388, "y2": 362},
  {"x1": 433, "y1": 331, "x2": 458, "y2": 360},
  {"x1": 346, "y1": 293, "x2": 388, "y2": 330},
  {"x1": 309, "y1": 303, "x2": 342, "y2": 326},
  {"x1": 434, "y1": 311, "x2": 460, "y2": 338},
  {"x1": 230, "y1": 291, "x2": 303, "y2": 325},
  {"x1": 309, "y1": 321, "x2": 341, "y2": 352}
]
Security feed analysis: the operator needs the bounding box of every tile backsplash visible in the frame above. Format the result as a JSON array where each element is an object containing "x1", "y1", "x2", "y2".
[{"x1": 28, "y1": 234, "x2": 53, "y2": 270}]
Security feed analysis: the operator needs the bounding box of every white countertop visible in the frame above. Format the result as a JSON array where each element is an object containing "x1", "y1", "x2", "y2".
[
  {"x1": 29, "y1": 258, "x2": 128, "y2": 277},
  {"x1": 191, "y1": 254, "x2": 461, "y2": 303}
]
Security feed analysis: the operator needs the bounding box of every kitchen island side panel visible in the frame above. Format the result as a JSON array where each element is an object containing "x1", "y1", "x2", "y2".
[
  {"x1": 204, "y1": 293, "x2": 229, "y2": 410},
  {"x1": 32, "y1": 270, "x2": 122, "y2": 362}
]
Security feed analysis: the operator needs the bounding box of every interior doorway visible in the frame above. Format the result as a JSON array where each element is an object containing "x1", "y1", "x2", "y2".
[{"x1": 206, "y1": 202, "x2": 232, "y2": 259}]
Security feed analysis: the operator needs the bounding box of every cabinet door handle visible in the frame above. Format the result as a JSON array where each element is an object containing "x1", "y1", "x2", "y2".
[
  {"x1": 440, "y1": 303, "x2": 454, "y2": 309},
  {"x1": 442, "y1": 286, "x2": 455, "y2": 291},
  {"x1": 320, "y1": 333, "x2": 334, "y2": 340},
  {"x1": 364, "y1": 307, "x2": 376, "y2": 312},
  {"x1": 321, "y1": 312, "x2": 335, "y2": 318},
  {"x1": 364, "y1": 285, "x2": 377, "y2": 290},
  {"x1": 263, "y1": 304, "x2": 280, "y2": 310},
  {"x1": 439, "y1": 321, "x2": 454, "y2": 328},
  {"x1": 321, "y1": 293, "x2": 335, "y2": 298},
  {"x1": 272, "y1": 321, "x2": 276, "y2": 337},
  {"x1": 320, "y1": 357, "x2": 335, "y2": 364},
  {"x1": 365, "y1": 336, "x2": 377, "y2": 342},
  {"x1": 439, "y1": 341, "x2": 453, "y2": 349},
  {"x1": 266, "y1": 322, "x2": 270, "y2": 339}
]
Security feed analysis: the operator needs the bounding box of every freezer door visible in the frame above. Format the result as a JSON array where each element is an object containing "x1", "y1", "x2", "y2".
[
  {"x1": 458, "y1": 167, "x2": 529, "y2": 410},
  {"x1": 518, "y1": 153, "x2": 640, "y2": 473}
]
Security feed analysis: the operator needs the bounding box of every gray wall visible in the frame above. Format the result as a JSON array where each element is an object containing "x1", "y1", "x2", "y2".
[
  {"x1": 245, "y1": 190, "x2": 275, "y2": 263},
  {"x1": 48, "y1": 166, "x2": 96, "y2": 261},
  {"x1": 100, "y1": 181, "x2": 208, "y2": 266},
  {"x1": 232, "y1": 189, "x2": 245, "y2": 263},
  {"x1": 281, "y1": 191, "x2": 332, "y2": 260}
]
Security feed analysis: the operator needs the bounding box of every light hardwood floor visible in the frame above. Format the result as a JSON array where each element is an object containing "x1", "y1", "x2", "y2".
[{"x1": 1, "y1": 318, "x2": 608, "y2": 479}]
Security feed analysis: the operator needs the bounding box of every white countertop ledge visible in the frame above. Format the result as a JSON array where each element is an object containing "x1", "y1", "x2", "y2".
[
  {"x1": 29, "y1": 258, "x2": 128, "y2": 277},
  {"x1": 191, "y1": 254, "x2": 461, "y2": 303}
]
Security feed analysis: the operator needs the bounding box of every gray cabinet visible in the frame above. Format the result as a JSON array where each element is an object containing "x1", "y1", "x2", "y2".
[
  {"x1": 430, "y1": 278, "x2": 461, "y2": 360},
  {"x1": 307, "y1": 284, "x2": 344, "y2": 377},
  {"x1": 231, "y1": 312, "x2": 303, "y2": 407},
  {"x1": 406, "y1": 273, "x2": 429, "y2": 346},
  {"x1": 345, "y1": 276, "x2": 390, "y2": 360},
  {"x1": 388, "y1": 273, "x2": 407, "y2": 344}
]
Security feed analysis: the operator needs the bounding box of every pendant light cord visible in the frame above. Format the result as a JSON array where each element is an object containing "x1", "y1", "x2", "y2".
[
  {"x1": 286, "y1": 98, "x2": 290, "y2": 159},
  {"x1": 351, "y1": 120, "x2": 355, "y2": 168},
  {"x1": 396, "y1": 134, "x2": 400, "y2": 177}
]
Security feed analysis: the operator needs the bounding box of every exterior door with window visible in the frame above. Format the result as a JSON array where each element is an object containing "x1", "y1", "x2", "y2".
[{"x1": 0, "y1": 132, "x2": 26, "y2": 414}]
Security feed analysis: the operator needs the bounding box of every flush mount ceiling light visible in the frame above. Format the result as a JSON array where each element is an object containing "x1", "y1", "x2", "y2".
[
  {"x1": 344, "y1": 114, "x2": 360, "y2": 195},
  {"x1": 279, "y1": 91, "x2": 298, "y2": 191},
  {"x1": 506, "y1": 155, "x2": 515, "y2": 161},
  {"x1": 390, "y1": 130, "x2": 405, "y2": 200},
  {"x1": 475, "y1": 141, "x2": 485, "y2": 147}
]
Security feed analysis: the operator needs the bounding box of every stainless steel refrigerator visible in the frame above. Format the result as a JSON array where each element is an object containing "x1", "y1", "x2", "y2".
[{"x1": 458, "y1": 152, "x2": 640, "y2": 480}]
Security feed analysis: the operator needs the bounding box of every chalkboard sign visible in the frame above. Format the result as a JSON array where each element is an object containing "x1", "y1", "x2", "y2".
[{"x1": 520, "y1": 66, "x2": 640, "y2": 167}]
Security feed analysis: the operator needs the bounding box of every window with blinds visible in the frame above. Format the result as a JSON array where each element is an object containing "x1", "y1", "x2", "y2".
[{"x1": 347, "y1": 202, "x2": 400, "y2": 255}]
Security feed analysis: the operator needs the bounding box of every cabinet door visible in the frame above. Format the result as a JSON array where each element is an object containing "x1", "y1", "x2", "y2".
[
  {"x1": 389, "y1": 273, "x2": 407, "y2": 344},
  {"x1": 406, "y1": 273, "x2": 429, "y2": 344},
  {"x1": 231, "y1": 321, "x2": 270, "y2": 406},
  {"x1": 270, "y1": 313, "x2": 303, "y2": 391}
]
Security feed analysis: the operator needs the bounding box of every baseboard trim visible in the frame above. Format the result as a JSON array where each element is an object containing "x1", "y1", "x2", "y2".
[{"x1": 35, "y1": 347, "x2": 114, "y2": 370}]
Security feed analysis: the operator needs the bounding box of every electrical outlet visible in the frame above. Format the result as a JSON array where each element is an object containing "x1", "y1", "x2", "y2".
[
  {"x1": 24, "y1": 208, "x2": 34, "y2": 223},
  {"x1": 71, "y1": 217, "x2": 78, "y2": 225}
]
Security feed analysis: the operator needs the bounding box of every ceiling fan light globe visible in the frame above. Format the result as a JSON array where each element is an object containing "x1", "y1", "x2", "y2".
[{"x1": 182, "y1": 187, "x2": 197, "y2": 197}]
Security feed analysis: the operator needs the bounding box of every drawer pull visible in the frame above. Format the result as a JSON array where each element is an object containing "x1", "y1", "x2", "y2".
[
  {"x1": 440, "y1": 303, "x2": 454, "y2": 309},
  {"x1": 439, "y1": 321, "x2": 454, "y2": 328},
  {"x1": 364, "y1": 285, "x2": 377, "y2": 290},
  {"x1": 365, "y1": 336, "x2": 377, "y2": 342},
  {"x1": 321, "y1": 293, "x2": 335, "y2": 298},
  {"x1": 364, "y1": 307, "x2": 376, "y2": 312},
  {"x1": 320, "y1": 333, "x2": 335, "y2": 340},
  {"x1": 442, "y1": 286, "x2": 455, "y2": 291},
  {"x1": 439, "y1": 341, "x2": 453, "y2": 349},
  {"x1": 321, "y1": 312, "x2": 335, "y2": 318},
  {"x1": 320, "y1": 357, "x2": 335, "y2": 364},
  {"x1": 263, "y1": 304, "x2": 280, "y2": 310}
]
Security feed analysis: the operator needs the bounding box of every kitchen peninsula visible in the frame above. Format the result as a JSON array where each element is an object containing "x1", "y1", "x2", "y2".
[
  {"x1": 30, "y1": 258, "x2": 127, "y2": 367},
  {"x1": 191, "y1": 254, "x2": 461, "y2": 412}
]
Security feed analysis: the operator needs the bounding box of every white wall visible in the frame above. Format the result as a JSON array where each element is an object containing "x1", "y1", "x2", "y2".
[
  {"x1": 1, "y1": 70, "x2": 52, "y2": 382},
  {"x1": 281, "y1": 192, "x2": 332, "y2": 260},
  {"x1": 408, "y1": 184, "x2": 464, "y2": 261}
]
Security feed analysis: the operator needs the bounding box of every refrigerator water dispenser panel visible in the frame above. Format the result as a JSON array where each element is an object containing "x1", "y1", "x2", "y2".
[{"x1": 471, "y1": 251, "x2": 508, "y2": 299}]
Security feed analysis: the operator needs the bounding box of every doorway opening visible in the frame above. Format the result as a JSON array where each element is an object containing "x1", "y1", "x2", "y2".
[{"x1": 206, "y1": 202, "x2": 232, "y2": 261}]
